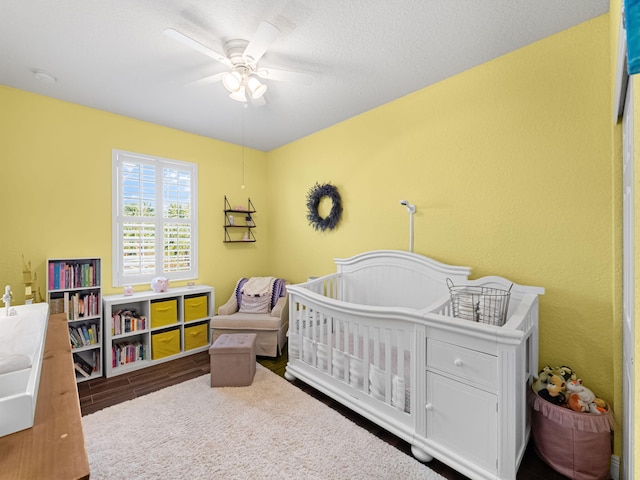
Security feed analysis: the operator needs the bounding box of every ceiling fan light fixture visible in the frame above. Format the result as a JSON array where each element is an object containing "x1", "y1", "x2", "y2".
[
  {"x1": 222, "y1": 71, "x2": 242, "y2": 92},
  {"x1": 246, "y1": 76, "x2": 267, "y2": 99},
  {"x1": 229, "y1": 85, "x2": 247, "y2": 102}
]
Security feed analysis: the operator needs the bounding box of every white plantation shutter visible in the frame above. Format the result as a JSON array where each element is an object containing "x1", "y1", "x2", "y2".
[
  {"x1": 123, "y1": 222, "x2": 156, "y2": 276},
  {"x1": 112, "y1": 150, "x2": 198, "y2": 286},
  {"x1": 163, "y1": 223, "x2": 192, "y2": 272}
]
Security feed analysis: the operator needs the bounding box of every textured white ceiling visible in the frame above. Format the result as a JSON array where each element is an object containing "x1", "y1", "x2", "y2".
[{"x1": 0, "y1": 0, "x2": 608, "y2": 151}]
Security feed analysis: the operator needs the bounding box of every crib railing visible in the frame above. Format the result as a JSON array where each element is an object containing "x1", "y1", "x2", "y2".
[
  {"x1": 302, "y1": 274, "x2": 343, "y2": 299},
  {"x1": 287, "y1": 281, "x2": 420, "y2": 437}
]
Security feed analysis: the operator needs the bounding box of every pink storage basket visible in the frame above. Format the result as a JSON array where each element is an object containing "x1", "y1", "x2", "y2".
[{"x1": 528, "y1": 389, "x2": 615, "y2": 480}]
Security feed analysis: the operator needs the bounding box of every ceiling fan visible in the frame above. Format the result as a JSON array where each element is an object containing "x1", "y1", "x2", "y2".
[{"x1": 164, "y1": 21, "x2": 312, "y2": 104}]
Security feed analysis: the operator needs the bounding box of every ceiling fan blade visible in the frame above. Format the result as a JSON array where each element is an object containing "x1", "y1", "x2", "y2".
[
  {"x1": 164, "y1": 28, "x2": 231, "y2": 66},
  {"x1": 243, "y1": 21, "x2": 280, "y2": 64},
  {"x1": 186, "y1": 72, "x2": 227, "y2": 87},
  {"x1": 255, "y1": 67, "x2": 314, "y2": 85}
]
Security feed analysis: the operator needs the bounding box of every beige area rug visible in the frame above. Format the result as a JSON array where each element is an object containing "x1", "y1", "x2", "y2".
[{"x1": 82, "y1": 364, "x2": 445, "y2": 480}]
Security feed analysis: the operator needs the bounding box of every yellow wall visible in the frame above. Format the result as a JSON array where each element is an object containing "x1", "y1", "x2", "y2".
[
  {"x1": 0, "y1": 86, "x2": 270, "y2": 306},
  {"x1": 0, "y1": 9, "x2": 626, "y2": 467},
  {"x1": 268, "y1": 14, "x2": 615, "y2": 424}
]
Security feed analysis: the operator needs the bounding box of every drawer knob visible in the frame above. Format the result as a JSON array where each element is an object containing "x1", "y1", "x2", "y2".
[
  {"x1": 425, "y1": 403, "x2": 433, "y2": 411},
  {"x1": 454, "y1": 359, "x2": 463, "y2": 367}
]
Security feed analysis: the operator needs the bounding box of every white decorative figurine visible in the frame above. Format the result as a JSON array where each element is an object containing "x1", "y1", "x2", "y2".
[{"x1": 2, "y1": 285, "x2": 13, "y2": 316}]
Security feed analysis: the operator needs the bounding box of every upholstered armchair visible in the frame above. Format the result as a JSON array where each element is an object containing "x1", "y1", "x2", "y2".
[{"x1": 210, "y1": 278, "x2": 288, "y2": 357}]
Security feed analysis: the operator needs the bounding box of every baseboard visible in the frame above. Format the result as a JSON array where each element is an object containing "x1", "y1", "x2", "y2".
[{"x1": 610, "y1": 454, "x2": 620, "y2": 480}]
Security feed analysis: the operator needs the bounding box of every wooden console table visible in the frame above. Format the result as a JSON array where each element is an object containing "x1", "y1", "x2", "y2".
[{"x1": 0, "y1": 312, "x2": 90, "y2": 479}]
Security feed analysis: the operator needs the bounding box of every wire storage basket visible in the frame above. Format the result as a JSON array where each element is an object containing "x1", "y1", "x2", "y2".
[{"x1": 446, "y1": 278, "x2": 512, "y2": 326}]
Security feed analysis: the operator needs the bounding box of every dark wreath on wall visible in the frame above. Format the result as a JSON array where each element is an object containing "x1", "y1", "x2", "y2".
[{"x1": 306, "y1": 182, "x2": 343, "y2": 231}]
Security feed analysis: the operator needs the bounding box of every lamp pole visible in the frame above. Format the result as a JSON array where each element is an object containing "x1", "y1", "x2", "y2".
[{"x1": 400, "y1": 200, "x2": 416, "y2": 252}]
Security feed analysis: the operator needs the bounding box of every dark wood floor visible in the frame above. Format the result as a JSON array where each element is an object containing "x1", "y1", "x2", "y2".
[{"x1": 78, "y1": 350, "x2": 568, "y2": 480}]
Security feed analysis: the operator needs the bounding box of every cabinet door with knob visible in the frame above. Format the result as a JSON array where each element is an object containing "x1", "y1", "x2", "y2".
[
  {"x1": 424, "y1": 337, "x2": 499, "y2": 474},
  {"x1": 426, "y1": 371, "x2": 498, "y2": 473}
]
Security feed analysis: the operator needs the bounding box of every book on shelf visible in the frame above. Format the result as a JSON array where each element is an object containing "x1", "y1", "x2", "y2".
[
  {"x1": 69, "y1": 328, "x2": 79, "y2": 348},
  {"x1": 72, "y1": 294, "x2": 78, "y2": 319},
  {"x1": 73, "y1": 353, "x2": 93, "y2": 376},
  {"x1": 49, "y1": 259, "x2": 100, "y2": 290},
  {"x1": 77, "y1": 327, "x2": 85, "y2": 346},
  {"x1": 74, "y1": 363, "x2": 91, "y2": 378},
  {"x1": 111, "y1": 309, "x2": 147, "y2": 336},
  {"x1": 66, "y1": 291, "x2": 100, "y2": 320},
  {"x1": 69, "y1": 327, "x2": 83, "y2": 347},
  {"x1": 92, "y1": 350, "x2": 99, "y2": 373},
  {"x1": 112, "y1": 341, "x2": 146, "y2": 367},
  {"x1": 69, "y1": 322, "x2": 100, "y2": 349}
]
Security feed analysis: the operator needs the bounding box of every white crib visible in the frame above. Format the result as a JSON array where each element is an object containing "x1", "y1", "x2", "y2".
[{"x1": 285, "y1": 250, "x2": 544, "y2": 480}]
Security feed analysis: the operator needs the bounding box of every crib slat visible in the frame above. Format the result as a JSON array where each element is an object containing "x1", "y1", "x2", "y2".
[
  {"x1": 373, "y1": 327, "x2": 380, "y2": 367},
  {"x1": 362, "y1": 325, "x2": 369, "y2": 392},
  {"x1": 384, "y1": 328, "x2": 392, "y2": 404},
  {"x1": 348, "y1": 321, "x2": 354, "y2": 385},
  {"x1": 397, "y1": 329, "x2": 405, "y2": 382}
]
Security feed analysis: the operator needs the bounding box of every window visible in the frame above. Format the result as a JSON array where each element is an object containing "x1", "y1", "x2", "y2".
[{"x1": 112, "y1": 149, "x2": 198, "y2": 286}]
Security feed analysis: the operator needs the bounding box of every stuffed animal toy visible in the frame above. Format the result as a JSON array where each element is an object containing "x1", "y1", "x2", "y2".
[
  {"x1": 532, "y1": 365, "x2": 553, "y2": 393},
  {"x1": 553, "y1": 365, "x2": 577, "y2": 383},
  {"x1": 537, "y1": 373, "x2": 566, "y2": 405},
  {"x1": 567, "y1": 392, "x2": 584, "y2": 412},
  {"x1": 593, "y1": 397, "x2": 608, "y2": 410},
  {"x1": 532, "y1": 365, "x2": 576, "y2": 393},
  {"x1": 566, "y1": 379, "x2": 607, "y2": 414}
]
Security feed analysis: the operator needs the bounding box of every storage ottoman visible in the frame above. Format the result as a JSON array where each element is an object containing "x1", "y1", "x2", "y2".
[{"x1": 209, "y1": 333, "x2": 257, "y2": 387}]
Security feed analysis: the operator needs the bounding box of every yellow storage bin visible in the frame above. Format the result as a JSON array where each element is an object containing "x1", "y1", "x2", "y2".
[
  {"x1": 184, "y1": 295, "x2": 208, "y2": 322},
  {"x1": 150, "y1": 299, "x2": 178, "y2": 328},
  {"x1": 184, "y1": 322, "x2": 209, "y2": 350},
  {"x1": 151, "y1": 329, "x2": 180, "y2": 360}
]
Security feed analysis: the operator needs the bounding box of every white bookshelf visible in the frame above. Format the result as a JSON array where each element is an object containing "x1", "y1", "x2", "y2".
[
  {"x1": 46, "y1": 257, "x2": 102, "y2": 383},
  {"x1": 102, "y1": 285, "x2": 214, "y2": 377}
]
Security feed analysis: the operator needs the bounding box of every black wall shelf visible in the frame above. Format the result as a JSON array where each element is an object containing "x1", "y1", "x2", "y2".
[{"x1": 223, "y1": 196, "x2": 256, "y2": 243}]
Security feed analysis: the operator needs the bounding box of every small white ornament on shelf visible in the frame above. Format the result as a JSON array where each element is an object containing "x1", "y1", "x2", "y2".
[
  {"x1": 2, "y1": 285, "x2": 13, "y2": 315},
  {"x1": 151, "y1": 277, "x2": 169, "y2": 292}
]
